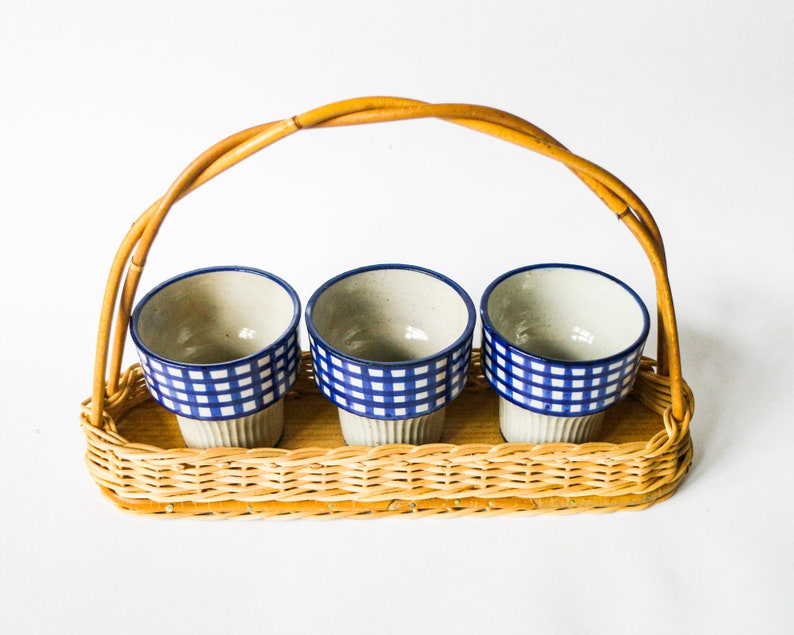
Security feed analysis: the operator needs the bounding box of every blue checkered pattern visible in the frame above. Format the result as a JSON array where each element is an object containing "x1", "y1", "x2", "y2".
[
  {"x1": 308, "y1": 334, "x2": 472, "y2": 419},
  {"x1": 136, "y1": 333, "x2": 300, "y2": 420},
  {"x1": 481, "y1": 327, "x2": 644, "y2": 416}
]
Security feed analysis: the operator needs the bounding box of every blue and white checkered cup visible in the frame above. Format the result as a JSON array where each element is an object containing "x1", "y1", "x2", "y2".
[
  {"x1": 130, "y1": 266, "x2": 301, "y2": 449},
  {"x1": 306, "y1": 264, "x2": 476, "y2": 446},
  {"x1": 481, "y1": 264, "x2": 650, "y2": 444}
]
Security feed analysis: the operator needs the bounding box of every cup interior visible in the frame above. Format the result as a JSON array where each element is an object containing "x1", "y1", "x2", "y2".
[
  {"x1": 485, "y1": 266, "x2": 648, "y2": 362},
  {"x1": 133, "y1": 268, "x2": 297, "y2": 365},
  {"x1": 309, "y1": 267, "x2": 473, "y2": 363}
]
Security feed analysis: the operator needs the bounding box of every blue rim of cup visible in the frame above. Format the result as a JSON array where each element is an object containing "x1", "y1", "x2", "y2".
[
  {"x1": 480, "y1": 263, "x2": 650, "y2": 416},
  {"x1": 306, "y1": 264, "x2": 475, "y2": 419},
  {"x1": 305, "y1": 263, "x2": 476, "y2": 370},
  {"x1": 130, "y1": 265, "x2": 302, "y2": 371},
  {"x1": 480, "y1": 263, "x2": 651, "y2": 369}
]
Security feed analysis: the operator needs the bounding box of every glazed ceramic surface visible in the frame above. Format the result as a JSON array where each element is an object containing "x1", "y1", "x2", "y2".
[
  {"x1": 480, "y1": 264, "x2": 649, "y2": 442},
  {"x1": 498, "y1": 399, "x2": 606, "y2": 444},
  {"x1": 306, "y1": 264, "x2": 475, "y2": 429},
  {"x1": 176, "y1": 399, "x2": 285, "y2": 450},
  {"x1": 337, "y1": 408, "x2": 447, "y2": 446},
  {"x1": 130, "y1": 266, "x2": 301, "y2": 423}
]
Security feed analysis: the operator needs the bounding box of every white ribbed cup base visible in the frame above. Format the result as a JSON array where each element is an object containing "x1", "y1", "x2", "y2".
[
  {"x1": 499, "y1": 398, "x2": 606, "y2": 444},
  {"x1": 176, "y1": 399, "x2": 285, "y2": 449},
  {"x1": 338, "y1": 407, "x2": 446, "y2": 446}
]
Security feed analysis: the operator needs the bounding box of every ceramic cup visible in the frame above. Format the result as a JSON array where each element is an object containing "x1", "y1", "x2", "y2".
[
  {"x1": 305, "y1": 264, "x2": 475, "y2": 446},
  {"x1": 480, "y1": 264, "x2": 650, "y2": 444},
  {"x1": 130, "y1": 266, "x2": 301, "y2": 449}
]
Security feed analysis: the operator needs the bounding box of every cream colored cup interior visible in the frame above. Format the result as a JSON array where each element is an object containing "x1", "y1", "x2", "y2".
[
  {"x1": 311, "y1": 268, "x2": 470, "y2": 362},
  {"x1": 487, "y1": 267, "x2": 646, "y2": 362},
  {"x1": 136, "y1": 270, "x2": 295, "y2": 364}
]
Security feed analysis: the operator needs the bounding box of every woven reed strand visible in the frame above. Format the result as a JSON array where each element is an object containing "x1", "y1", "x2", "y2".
[
  {"x1": 80, "y1": 353, "x2": 693, "y2": 518},
  {"x1": 82, "y1": 98, "x2": 695, "y2": 518}
]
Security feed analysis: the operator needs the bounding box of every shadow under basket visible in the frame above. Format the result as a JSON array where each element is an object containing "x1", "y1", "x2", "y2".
[{"x1": 80, "y1": 97, "x2": 694, "y2": 518}]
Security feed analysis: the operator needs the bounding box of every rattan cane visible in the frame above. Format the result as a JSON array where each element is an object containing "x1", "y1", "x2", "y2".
[{"x1": 80, "y1": 97, "x2": 694, "y2": 518}]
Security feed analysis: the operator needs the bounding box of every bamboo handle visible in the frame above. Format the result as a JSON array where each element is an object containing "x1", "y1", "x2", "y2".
[{"x1": 90, "y1": 97, "x2": 685, "y2": 428}]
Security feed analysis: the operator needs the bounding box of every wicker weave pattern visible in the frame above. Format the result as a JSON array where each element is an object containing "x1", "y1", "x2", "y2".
[
  {"x1": 81, "y1": 98, "x2": 694, "y2": 518},
  {"x1": 80, "y1": 353, "x2": 693, "y2": 518}
]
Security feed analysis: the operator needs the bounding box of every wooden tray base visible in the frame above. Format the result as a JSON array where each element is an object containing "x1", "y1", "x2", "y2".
[{"x1": 116, "y1": 372, "x2": 667, "y2": 450}]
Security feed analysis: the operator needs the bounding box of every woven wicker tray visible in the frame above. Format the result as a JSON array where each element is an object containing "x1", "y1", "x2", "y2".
[{"x1": 80, "y1": 97, "x2": 694, "y2": 518}]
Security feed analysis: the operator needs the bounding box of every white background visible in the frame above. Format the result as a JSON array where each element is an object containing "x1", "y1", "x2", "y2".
[{"x1": 2, "y1": 1, "x2": 792, "y2": 633}]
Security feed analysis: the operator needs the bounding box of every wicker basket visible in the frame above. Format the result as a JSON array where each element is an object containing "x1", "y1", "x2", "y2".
[{"x1": 80, "y1": 97, "x2": 694, "y2": 518}]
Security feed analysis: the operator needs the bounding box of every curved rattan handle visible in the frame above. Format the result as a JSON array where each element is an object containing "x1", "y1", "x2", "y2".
[{"x1": 90, "y1": 97, "x2": 685, "y2": 428}]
